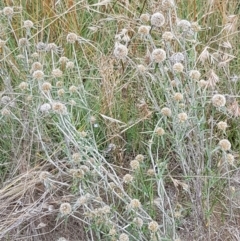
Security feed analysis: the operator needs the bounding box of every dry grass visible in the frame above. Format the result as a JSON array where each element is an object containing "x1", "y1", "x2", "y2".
[{"x1": 0, "y1": 0, "x2": 239, "y2": 240}]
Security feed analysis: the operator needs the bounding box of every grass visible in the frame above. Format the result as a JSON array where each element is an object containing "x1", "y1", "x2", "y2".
[{"x1": 0, "y1": 0, "x2": 239, "y2": 240}]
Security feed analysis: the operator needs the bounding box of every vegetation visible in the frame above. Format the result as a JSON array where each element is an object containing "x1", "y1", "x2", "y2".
[{"x1": 0, "y1": 0, "x2": 239, "y2": 240}]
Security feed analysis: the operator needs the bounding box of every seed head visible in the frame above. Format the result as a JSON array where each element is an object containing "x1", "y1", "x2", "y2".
[
  {"x1": 137, "y1": 64, "x2": 146, "y2": 73},
  {"x1": 148, "y1": 221, "x2": 158, "y2": 232},
  {"x1": 135, "y1": 154, "x2": 144, "y2": 162},
  {"x1": 155, "y1": 127, "x2": 165, "y2": 136},
  {"x1": 217, "y1": 121, "x2": 228, "y2": 131},
  {"x1": 59, "y1": 203, "x2": 72, "y2": 216},
  {"x1": 40, "y1": 103, "x2": 51, "y2": 113},
  {"x1": 219, "y1": 139, "x2": 231, "y2": 151},
  {"x1": 177, "y1": 19, "x2": 191, "y2": 31},
  {"x1": 69, "y1": 85, "x2": 78, "y2": 93},
  {"x1": 140, "y1": 13, "x2": 150, "y2": 23},
  {"x1": 23, "y1": 20, "x2": 34, "y2": 28},
  {"x1": 198, "y1": 79, "x2": 208, "y2": 88},
  {"x1": 57, "y1": 89, "x2": 65, "y2": 97},
  {"x1": 39, "y1": 171, "x2": 51, "y2": 182},
  {"x1": 114, "y1": 43, "x2": 128, "y2": 59},
  {"x1": 133, "y1": 217, "x2": 143, "y2": 228},
  {"x1": 59, "y1": 56, "x2": 69, "y2": 64},
  {"x1": 52, "y1": 102, "x2": 67, "y2": 115},
  {"x1": 19, "y1": 81, "x2": 28, "y2": 90},
  {"x1": 52, "y1": 68, "x2": 63, "y2": 78},
  {"x1": 174, "y1": 92, "x2": 183, "y2": 101},
  {"x1": 18, "y1": 38, "x2": 29, "y2": 47},
  {"x1": 123, "y1": 174, "x2": 133, "y2": 183},
  {"x1": 147, "y1": 168, "x2": 155, "y2": 176},
  {"x1": 170, "y1": 52, "x2": 185, "y2": 63},
  {"x1": 151, "y1": 48, "x2": 166, "y2": 63},
  {"x1": 1, "y1": 108, "x2": 11, "y2": 116},
  {"x1": 189, "y1": 70, "x2": 201, "y2": 80},
  {"x1": 130, "y1": 199, "x2": 141, "y2": 209},
  {"x1": 226, "y1": 154, "x2": 234, "y2": 165},
  {"x1": 151, "y1": 12, "x2": 165, "y2": 27},
  {"x1": 119, "y1": 233, "x2": 129, "y2": 241},
  {"x1": 33, "y1": 70, "x2": 44, "y2": 80},
  {"x1": 31, "y1": 62, "x2": 43, "y2": 72},
  {"x1": 46, "y1": 43, "x2": 59, "y2": 52},
  {"x1": 36, "y1": 42, "x2": 47, "y2": 52},
  {"x1": 173, "y1": 63, "x2": 184, "y2": 73},
  {"x1": 130, "y1": 160, "x2": 140, "y2": 170},
  {"x1": 212, "y1": 94, "x2": 226, "y2": 107},
  {"x1": 109, "y1": 228, "x2": 117, "y2": 236},
  {"x1": 66, "y1": 61, "x2": 74, "y2": 69},
  {"x1": 138, "y1": 25, "x2": 151, "y2": 35},
  {"x1": 162, "y1": 31, "x2": 174, "y2": 41},
  {"x1": 161, "y1": 107, "x2": 171, "y2": 117},
  {"x1": 0, "y1": 39, "x2": 7, "y2": 47},
  {"x1": 31, "y1": 52, "x2": 39, "y2": 59},
  {"x1": 66, "y1": 33, "x2": 78, "y2": 44},
  {"x1": 72, "y1": 152, "x2": 81, "y2": 162},
  {"x1": 3, "y1": 7, "x2": 13, "y2": 17},
  {"x1": 178, "y1": 112, "x2": 188, "y2": 122},
  {"x1": 69, "y1": 99, "x2": 76, "y2": 106},
  {"x1": 191, "y1": 22, "x2": 201, "y2": 32},
  {"x1": 56, "y1": 81, "x2": 63, "y2": 87},
  {"x1": 41, "y1": 82, "x2": 52, "y2": 92}
]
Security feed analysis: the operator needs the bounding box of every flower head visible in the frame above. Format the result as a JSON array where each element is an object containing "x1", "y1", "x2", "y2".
[
  {"x1": 41, "y1": 82, "x2": 52, "y2": 92},
  {"x1": 59, "y1": 203, "x2": 72, "y2": 215},
  {"x1": 151, "y1": 48, "x2": 166, "y2": 63},
  {"x1": 212, "y1": 94, "x2": 226, "y2": 107},
  {"x1": 23, "y1": 20, "x2": 34, "y2": 28},
  {"x1": 178, "y1": 112, "x2": 188, "y2": 122},
  {"x1": 19, "y1": 82, "x2": 28, "y2": 90},
  {"x1": 3, "y1": 7, "x2": 13, "y2": 17},
  {"x1": 138, "y1": 25, "x2": 151, "y2": 36},
  {"x1": 133, "y1": 217, "x2": 143, "y2": 228},
  {"x1": 155, "y1": 127, "x2": 165, "y2": 136},
  {"x1": 135, "y1": 154, "x2": 144, "y2": 162},
  {"x1": 52, "y1": 68, "x2": 63, "y2": 78},
  {"x1": 140, "y1": 13, "x2": 150, "y2": 23},
  {"x1": 189, "y1": 70, "x2": 201, "y2": 80},
  {"x1": 217, "y1": 121, "x2": 228, "y2": 131},
  {"x1": 151, "y1": 12, "x2": 165, "y2": 27},
  {"x1": 177, "y1": 19, "x2": 191, "y2": 31},
  {"x1": 123, "y1": 174, "x2": 133, "y2": 183},
  {"x1": 40, "y1": 103, "x2": 51, "y2": 113},
  {"x1": 33, "y1": 70, "x2": 44, "y2": 80},
  {"x1": 162, "y1": 31, "x2": 174, "y2": 41},
  {"x1": 119, "y1": 233, "x2": 129, "y2": 241},
  {"x1": 219, "y1": 139, "x2": 231, "y2": 151},
  {"x1": 148, "y1": 221, "x2": 158, "y2": 232},
  {"x1": 66, "y1": 33, "x2": 78, "y2": 44},
  {"x1": 173, "y1": 63, "x2": 184, "y2": 73},
  {"x1": 114, "y1": 43, "x2": 128, "y2": 59},
  {"x1": 130, "y1": 199, "x2": 141, "y2": 209},
  {"x1": 161, "y1": 107, "x2": 171, "y2": 117},
  {"x1": 52, "y1": 102, "x2": 67, "y2": 115},
  {"x1": 130, "y1": 160, "x2": 140, "y2": 170}
]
